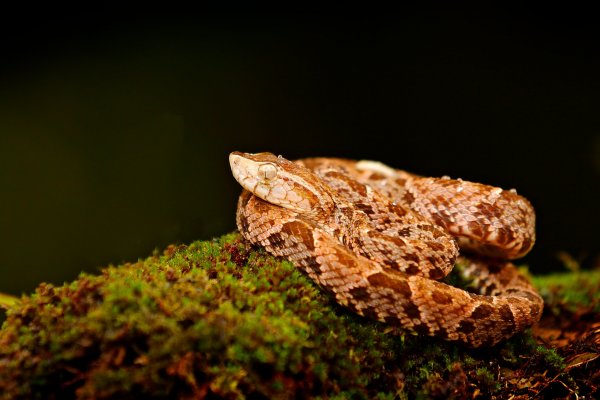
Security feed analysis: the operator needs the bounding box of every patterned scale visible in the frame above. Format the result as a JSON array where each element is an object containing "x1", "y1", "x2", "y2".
[{"x1": 230, "y1": 151, "x2": 543, "y2": 347}]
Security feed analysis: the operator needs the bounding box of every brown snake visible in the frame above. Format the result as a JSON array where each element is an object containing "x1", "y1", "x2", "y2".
[{"x1": 229, "y1": 151, "x2": 543, "y2": 347}]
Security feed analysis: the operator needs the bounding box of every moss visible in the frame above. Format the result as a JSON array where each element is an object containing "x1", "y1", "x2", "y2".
[
  {"x1": 533, "y1": 345, "x2": 565, "y2": 371},
  {"x1": 0, "y1": 233, "x2": 598, "y2": 399},
  {"x1": 0, "y1": 293, "x2": 19, "y2": 309},
  {"x1": 533, "y1": 270, "x2": 600, "y2": 313}
]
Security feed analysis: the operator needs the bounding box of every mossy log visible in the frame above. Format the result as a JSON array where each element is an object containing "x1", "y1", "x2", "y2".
[{"x1": 0, "y1": 233, "x2": 598, "y2": 399}]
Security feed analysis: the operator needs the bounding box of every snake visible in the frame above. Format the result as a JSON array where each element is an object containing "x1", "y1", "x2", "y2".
[{"x1": 229, "y1": 151, "x2": 543, "y2": 347}]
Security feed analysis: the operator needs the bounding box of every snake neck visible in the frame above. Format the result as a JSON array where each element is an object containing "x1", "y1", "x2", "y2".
[{"x1": 317, "y1": 204, "x2": 361, "y2": 248}]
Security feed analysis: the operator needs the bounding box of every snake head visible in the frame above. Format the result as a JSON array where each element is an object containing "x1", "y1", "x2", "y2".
[{"x1": 229, "y1": 151, "x2": 335, "y2": 218}]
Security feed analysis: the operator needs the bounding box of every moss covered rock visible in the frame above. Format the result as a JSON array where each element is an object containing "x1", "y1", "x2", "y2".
[{"x1": 0, "y1": 233, "x2": 598, "y2": 399}]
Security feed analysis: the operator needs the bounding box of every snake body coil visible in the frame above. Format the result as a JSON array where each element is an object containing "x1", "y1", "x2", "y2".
[{"x1": 229, "y1": 151, "x2": 543, "y2": 347}]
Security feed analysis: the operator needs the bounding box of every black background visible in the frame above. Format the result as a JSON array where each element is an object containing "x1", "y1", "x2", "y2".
[{"x1": 1, "y1": 7, "x2": 598, "y2": 296}]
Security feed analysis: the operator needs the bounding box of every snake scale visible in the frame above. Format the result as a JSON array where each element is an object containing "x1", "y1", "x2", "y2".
[{"x1": 229, "y1": 151, "x2": 543, "y2": 347}]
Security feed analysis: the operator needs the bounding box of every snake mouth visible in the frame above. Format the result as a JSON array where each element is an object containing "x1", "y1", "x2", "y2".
[
  {"x1": 230, "y1": 151, "x2": 280, "y2": 186},
  {"x1": 230, "y1": 151, "x2": 275, "y2": 197},
  {"x1": 229, "y1": 152, "x2": 250, "y2": 187}
]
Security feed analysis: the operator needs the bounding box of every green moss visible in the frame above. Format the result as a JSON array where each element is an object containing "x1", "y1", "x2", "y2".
[
  {"x1": 533, "y1": 270, "x2": 600, "y2": 313},
  {"x1": 0, "y1": 233, "x2": 598, "y2": 399},
  {"x1": 0, "y1": 292, "x2": 19, "y2": 309},
  {"x1": 533, "y1": 345, "x2": 565, "y2": 371}
]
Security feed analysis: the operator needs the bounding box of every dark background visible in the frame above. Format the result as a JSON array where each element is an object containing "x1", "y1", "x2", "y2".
[{"x1": 1, "y1": 8, "x2": 598, "y2": 297}]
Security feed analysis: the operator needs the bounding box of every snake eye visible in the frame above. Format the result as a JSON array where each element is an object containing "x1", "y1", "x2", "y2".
[{"x1": 258, "y1": 163, "x2": 278, "y2": 180}]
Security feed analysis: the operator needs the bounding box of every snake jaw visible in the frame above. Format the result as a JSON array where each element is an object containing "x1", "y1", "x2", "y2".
[
  {"x1": 229, "y1": 152, "x2": 272, "y2": 196},
  {"x1": 230, "y1": 151, "x2": 335, "y2": 219}
]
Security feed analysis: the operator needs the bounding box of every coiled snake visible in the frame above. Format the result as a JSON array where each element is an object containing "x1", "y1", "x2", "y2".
[{"x1": 229, "y1": 151, "x2": 543, "y2": 347}]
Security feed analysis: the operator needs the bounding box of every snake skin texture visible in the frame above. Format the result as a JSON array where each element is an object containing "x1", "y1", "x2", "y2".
[{"x1": 229, "y1": 151, "x2": 543, "y2": 347}]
